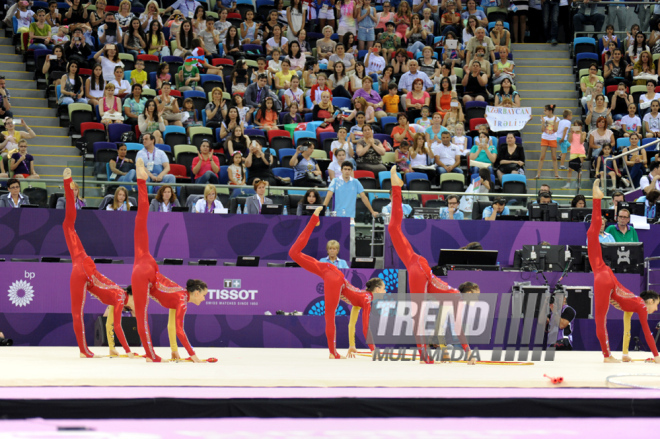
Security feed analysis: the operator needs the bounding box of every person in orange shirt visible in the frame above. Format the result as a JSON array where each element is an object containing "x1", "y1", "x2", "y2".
[{"x1": 382, "y1": 83, "x2": 400, "y2": 115}]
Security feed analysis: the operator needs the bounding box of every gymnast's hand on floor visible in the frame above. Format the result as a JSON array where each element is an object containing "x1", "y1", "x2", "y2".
[
  {"x1": 109, "y1": 348, "x2": 120, "y2": 357},
  {"x1": 171, "y1": 351, "x2": 181, "y2": 361},
  {"x1": 190, "y1": 354, "x2": 203, "y2": 363},
  {"x1": 127, "y1": 352, "x2": 136, "y2": 358},
  {"x1": 346, "y1": 347, "x2": 358, "y2": 358}
]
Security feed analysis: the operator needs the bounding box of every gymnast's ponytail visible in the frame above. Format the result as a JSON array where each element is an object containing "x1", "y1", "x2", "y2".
[
  {"x1": 186, "y1": 279, "x2": 208, "y2": 293},
  {"x1": 640, "y1": 290, "x2": 659, "y2": 302},
  {"x1": 365, "y1": 278, "x2": 384, "y2": 292}
]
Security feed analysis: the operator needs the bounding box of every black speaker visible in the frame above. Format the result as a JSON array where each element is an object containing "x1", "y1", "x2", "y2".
[
  {"x1": 565, "y1": 286, "x2": 594, "y2": 319},
  {"x1": 94, "y1": 316, "x2": 141, "y2": 347}
]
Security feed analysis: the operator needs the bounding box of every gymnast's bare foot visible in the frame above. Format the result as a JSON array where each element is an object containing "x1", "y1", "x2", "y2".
[
  {"x1": 622, "y1": 355, "x2": 632, "y2": 362},
  {"x1": 63, "y1": 168, "x2": 71, "y2": 180},
  {"x1": 146, "y1": 355, "x2": 162, "y2": 363},
  {"x1": 79, "y1": 352, "x2": 97, "y2": 358},
  {"x1": 604, "y1": 355, "x2": 621, "y2": 363},
  {"x1": 593, "y1": 179, "x2": 604, "y2": 200},
  {"x1": 390, "y1": 165, "x2": 404, "y2": 187},
  {"x1": 127, "y1": 352, "x2": 136, "y2": 359},
  {"x1": 136, "y1": 158, "x2": 148, "y2": 181}
]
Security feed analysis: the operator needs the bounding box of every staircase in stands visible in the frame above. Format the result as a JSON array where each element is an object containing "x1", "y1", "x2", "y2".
[
  {"x1": 514, "y1": 42, "x2": 584, "y2": 196},
  {"x1": 0, "y1": 29, "x2": 100, "y2": 203}
]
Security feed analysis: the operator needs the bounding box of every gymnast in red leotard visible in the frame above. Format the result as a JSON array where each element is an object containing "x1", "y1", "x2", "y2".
[
  {"x1": 289, "y1": 206, "x2": 379, "y2": 359},
  {"x1": 62, "y1": 168, "x2": 135, "y2": 359},
  {"x1": 388, "y1": 166, "x2": 476, "y2": 364},
  {"x1": 131, "y1": 156, "x2": 209, "y2": 363},
  {"x1": 588, "y1": 179, "x2": 660, "y2": 363}
]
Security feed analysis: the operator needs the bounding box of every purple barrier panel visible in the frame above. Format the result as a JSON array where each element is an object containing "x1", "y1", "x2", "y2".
[
  {"x1": 384, "y1": 219, "x2": 660, "y2": 269},
  {"x1": 0, "y1": 209, "x2": 351, "y2": 262}
]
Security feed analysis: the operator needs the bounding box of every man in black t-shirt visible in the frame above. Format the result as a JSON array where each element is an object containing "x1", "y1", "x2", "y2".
[{"x1": 547, "y1": 294, "x2": 576, "y2": 350}]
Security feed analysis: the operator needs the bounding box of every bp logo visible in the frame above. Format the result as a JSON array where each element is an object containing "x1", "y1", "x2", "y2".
[{"x1": 8, "y1": 280, "x2": 35, "y2": 307}]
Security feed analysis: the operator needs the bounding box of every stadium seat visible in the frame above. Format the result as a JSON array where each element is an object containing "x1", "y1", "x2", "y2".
[
  {"x1": 107, "y1": 124, "x2": 132, "y2": 143},
  {"x1": 439, "y1": 173, "x2": 465, "y2": 192}
]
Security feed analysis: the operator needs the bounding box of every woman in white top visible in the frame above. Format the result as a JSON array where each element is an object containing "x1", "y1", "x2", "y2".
[
  {"x1": 639, "y1": 80, "x2": 660, "y2": 114},
  {"x1": 194, "y1": 184, "x2": 225, "y2": 213},
  {"x1": 93, "y1": 44, "x2": 124, "y2": 82},
  {"x1": 327, "y1": 148, "x2": 348, "y2": 182},
  {"x1": 286, "y1": 41, "x2": 306, "y2": 74},
  {"x1": 283, "y1": 76, "x2": 304, "y2": 111},
  {"x1": 85, "y1": 63, "x2": 105, "y2": 108},
  {"x1": 286, "y1": 0, "x2": 306, "y2": 41},
  {"x1": 106, "y1": 186, "x2": 132, "y2": 211},
  {"x1": 139, "y1": 1, "x2": 163, "y2": 31},
  {"x1": 266, "y1": 24, "x2": 289, "y2": 55},
  {"x1": 410, "y1": 133, "x2": 432, "y2": 168},
  {"x1": 330, "y1": 126, "x2": 355, "y2": 166},
  {"x1": 643, "y1": 100, "x2": 660, "y2": 138}
]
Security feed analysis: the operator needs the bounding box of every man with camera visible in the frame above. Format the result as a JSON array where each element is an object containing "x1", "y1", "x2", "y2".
[
  {"x1": 546, "y1": 294, "x2": 576, "y2": 350},
  {"x1": 64, "y1": 28, "x2": 92, "y2": 68}
]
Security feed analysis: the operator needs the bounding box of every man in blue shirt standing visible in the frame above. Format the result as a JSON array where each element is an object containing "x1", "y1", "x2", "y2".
[{"x1": 323, "y1": 161, "x2": 379, "y2": 219}]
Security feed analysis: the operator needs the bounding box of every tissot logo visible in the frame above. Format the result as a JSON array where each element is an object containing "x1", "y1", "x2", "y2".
[{"x1": 224, "y1": 279, "x2": 241, "y2": 288}]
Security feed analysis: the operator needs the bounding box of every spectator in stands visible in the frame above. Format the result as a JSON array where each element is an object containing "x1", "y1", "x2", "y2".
[
  {"x1": 246, "y1": 141, "x2": 276, "y2": 186},
  {"x1": 106, "y1": 186, "x2": 132, "y2": 211},
  {"x1": 327, "y1": 148, "x2": 347, "y2": 182},
  {"x1": 245, "y1": 74, "x2": 272, "y2": 118},
  {"x1": 398, "y1": 60, "x2": 433, "y2": 97},
  {"x1": 465, "y1": 27, "x2": 495, "y2": 67},
  {"x1": 391, "y1": 113, "x2": 416, "y2": 149},
  {"x1": 404, "y1": 12, "x2": 428, "y2": 55},
  {"x1": 586, "y1": 95, "x2": 612, "y2": 132},
  {"x1": 319, "y1": 240, "x2": 349, "y2": 268},
  {"x1": 1, "y1": 118, "x2": 36, "y2": 155},
  {"x1": 228, "y1": 151, "x2": 246, "y2": 185},
  {"x1": 580, "y1": 64, "x2": 603, "y2": 95},
  {"x1": 462, "y1": 61, "x2": 488, "y2": 105},
  {"x1": 410, "y1": 132, "x2": 433, "y2": 169},
  {"x1": 109, "y1": 66, "x2": 130, "y2": 96},
  {"x1": 604, "y1": 49, "x2": 632, "y2": 87},
  {"x1": 638, "y1": 190, "x2": 660, "y2": 219},
  {"x1": 138, "y1": 100, "x2": 165, "y2": 144},
  {"x1": 27, "y1": 8, "x2": 51, "y2": 51},
  {"x1": 482, "y1": 197, "x2": 509, "y2": 221},
  {"x1": 639, "y1": 81, "x2": 660, "y2": 115},
  {"x1": 98, "y1": 13, "x2": 122, "y2": 47},
  {"x1": 99, "y1": 83, "x2": 124, "y2": 125},
  {"x1": 149, "y1": 185, "x2": 180, "y2": 212},
  {"x1": 356, "y1": 126, "x2": 387, "y2": 174},
  {"x1": 194, "y1": 184, "x2": 225, "y2": 213},
  {"x1": 123, "y1": 84, "x2": 146, "y2": 128},
  {"x1": 644, "y1": 100, "x2": 660, "y2": 138},
  {"x1": 628, "y1": 32, "x2": 649, "y2": 65},
  {"x1": 192, "y1": 140, "x2": 220, "y2": 184},
  {"x1": 0, "y1": 178, "x2": 30, "y2": 208},
  {"x1": 123, "y1": 18, "x2": 146, "y2": 60},
  {"x1": 46, "y1": 1, "x2": 62, "y2": 31},
  {"x1": 114, "y1": 0, "x2": 135, "y2": 31},
  {"x1": 405, "y1": 78, "x2": 431, "y2": 122},
  {"x1": 572, "y1": 1, "x2": 605, "y2": 36},
  {"x1": 266, "y1": 24, "x2": 289, "y2": 56},
  {"x1": 365, "y1": 42, "x2": 387, "y2": 77},
  {"x1": 328, "y1": 62, "x2": 351, "y2": 99},
  {"x1": 490, "y1": 20, "x2": 510, "y2": 52},
  {"x1": 610, "y1": 83, "x2": 633, "y2": 120},
  {"x1": 439, "y1": 1, "x2": 461, "y2": 36},
  {"x1": 290, "y1": 142, "x2": 325, "y2": 187},
  {"x1": 641, "y1": 161, "x2": 660, "y2": 195},
  {"x1": 109, "y1": 143, "x2": 136, "y2": 185},
  {"x1": 164, "y1": 0, "x2": 202, "y2": 19},
  {"x1": 64, "y1": 28, "x2": 91, "y2": 68},
  {"x1": 42, "y1": 45, "x2": 67, "y2": 89},
  {"x1": 425, "y1": 111, "x2": 449, "y2": 145},
  {"x1": 462, "y1": 0, "x2": 487, "y2": 27},
  {"x1": 633, "y1": 51, "x2": 655, "y2": 86},
  {"x1": 571, "y1": 194, "x2": 587, "y2": 208},
  {"x1": 136, "y1": 133, "x2": 175, "y2": 186},
  {"x1": 83, "y1": 63, "x2": 103, "y2": 108},
  {"x1": 173, "y1": 19, "x2": 193, "y2": 57},
  {"x1": 245, "y1": 179, "x2": 272, "y2": 214},
  {"x1": 10, "y1": 140, "x2": 39, "y2": 179},
  {"x1": 496, "y1": 133, "x2": 525, "y2": 181},
  {"x1": 622, "y1": 133, "x2": 648, "y2": 188},
  {"x1": 226, "y1": 125, "x2": 250, "y2": 157},
  {"x1": 145, "y1": 20, "x2": 170, "y2": 57},
  {"x1": 297, "y1": 189, "x2": 322, "y2": 215},
  {"x1": 469, "y1": 132, "x2": 497, "y2": 174},
  {"x1": 605, "y1": 207, "x2": 639, "y2": 242},
  {"x1": 621, "y1": 104, "x2": 642, "y2": 137},
  {"x1": 439, "y1": 194, "x2": 464, "y2": 220},
  {"x1": 205, "y1": 87, "x2": 227, "y2": 132},
  {"x1": 328, "y1": 44, "x2": 356, "y2": 74},
  {"x1": 432, "y1": 131, "x2": 462, "y2": 176},
  {"x1": 56, "y1": 180, "x2": 86, "y2": 209},
  {"x1": 353, "y1": 76, "x2": 387, "y2": 120},
  {"x1": 154, "y1": 82, "x2": 183, "y2": 127},
  {"x1": 198, "y1": 16, "x2": 222, "y2": 61},
  {"x1": 472, "y1": 45, "x2": 491, "y2": 77},
  {"x1": 442, "y1": 97, "x2": 464, "y2": 135},
  {"x1": 255, "y1": 96, "x2": 280, "y2": 131},
  {"x1": 323, "y1": 160, "x2": 378, "y2": 219},
  {"x1": 93, "y1": 44, "x2": 123, "y2": 82},
  {"x1": 58, "y1": 61, "x2": 87, "y2": 105},
  {"x1": 0, "y1": 75, "x2": 12, "y2": 120},
  {"x1": 492, "y1": 47, "x2": 515, "y2": 86},
  {"x1": 331, "y1": 127, "x2": 355, "y2": 166},
  {"x1": 494, "y1": 78, "x2": 520, "y2": 107}
]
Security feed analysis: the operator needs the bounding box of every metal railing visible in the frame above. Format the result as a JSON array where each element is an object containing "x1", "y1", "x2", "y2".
[
  {"x1": 645, "y1": 256, "x2": 660, "y2": 292},
  {"x1": 603, "y1": 137, "x2": 660, "y2": 193}
]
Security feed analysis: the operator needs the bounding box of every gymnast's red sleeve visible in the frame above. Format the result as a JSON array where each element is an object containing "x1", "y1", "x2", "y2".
[{"x1": 175, "y1": 301, "x2": 196, "y2": 357}]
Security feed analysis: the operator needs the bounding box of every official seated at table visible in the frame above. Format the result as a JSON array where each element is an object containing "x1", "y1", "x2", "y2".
[{"x1": 245, "y1": 179, "x2": 273, "y2": 214}]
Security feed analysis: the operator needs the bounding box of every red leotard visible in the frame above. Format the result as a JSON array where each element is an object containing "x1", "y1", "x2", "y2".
[
  {"x1": 131, "y1": 179, "x2": 196, "y2": 362},
  {"x1": 62, "y1": 177, "x2": 131, "y2": 357},
  {"x1": 289, "y1": 214, "x2": 374, "y2": 358},
  {"x1": 588, "y1": 198, "x2": 659, "y2": 358},
  {"x1": 388, "y1": 185, "x2": 470, "y2": 358}
]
